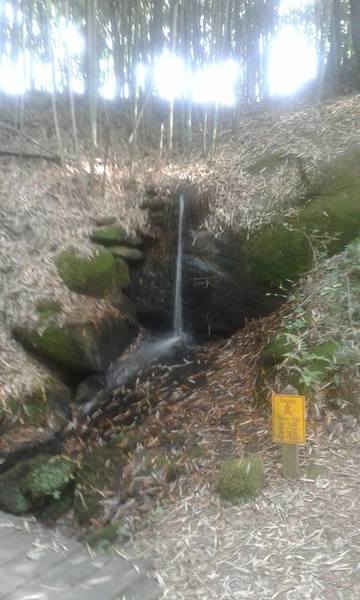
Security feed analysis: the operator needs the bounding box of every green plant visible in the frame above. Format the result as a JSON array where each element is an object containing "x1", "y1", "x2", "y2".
[{"x1": 217, "y1": 456, "x2": 264, "y2": 503}]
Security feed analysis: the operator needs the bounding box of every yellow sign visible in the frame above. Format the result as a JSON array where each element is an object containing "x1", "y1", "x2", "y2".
[{"x1": 272, "y1": 394, "x2": 306, "y2": 444}]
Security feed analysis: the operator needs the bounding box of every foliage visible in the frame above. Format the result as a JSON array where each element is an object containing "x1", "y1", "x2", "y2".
[
  {"x1": 217, "y1": 456, "x2": 264, "y2": 503},
  {"x1": 0, "y1": 455, "x2": 77, "y2": 515},
  {"x1": 23, "y1": 457, "x2": 76, "y2": 500},
  {"x1": 262, "y1": 239, "x2": 360, "y2": 411}
]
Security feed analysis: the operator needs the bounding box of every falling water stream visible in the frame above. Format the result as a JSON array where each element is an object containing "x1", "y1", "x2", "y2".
[
  {"x1": 173, "y1": 194, "x2": 185, "y2": 337},
  {"x1": 81, "y1": 193, "x2": 188, "y2": 417}
]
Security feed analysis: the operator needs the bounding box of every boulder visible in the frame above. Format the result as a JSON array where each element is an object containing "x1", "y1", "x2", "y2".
[
  {"x1": 14, "y1": 306, "x2": 137, "y2": 378},
  {"x1": 93, "y1": 216, "x2": 116, "y2": 226},
  {"x1": 109, "y1": 246, "x2": 144, "y2": 263},
  {"x1": 55, "y1": 246, "x2": 127, "y2": 296},
  {"x1": 90, "y1": 225, "x2": 127, "y2": 246}
]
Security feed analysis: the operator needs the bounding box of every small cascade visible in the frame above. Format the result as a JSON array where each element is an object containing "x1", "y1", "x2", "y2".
[{"x1": 173, "y1": 194, "x2": 185, "y2": 337}]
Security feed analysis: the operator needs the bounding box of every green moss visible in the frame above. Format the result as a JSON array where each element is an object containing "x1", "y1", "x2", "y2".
[
  {"x1": 15, "y1": 310, "x2": 137, "y2": 376},
  {"x1": 114, "y1": 257, "x2": 130, "y2": 288},
  {"x1": 23, "y1": 457, "x2": 76, "y2": 500},
  {"x1": 16, "y1": 323, "x2": 88, "y2": 373},
  {"x1": 297, "y1": 192, "x2": 360, "y2": 255},
  {"x1": 242, "y1": 150, "x2": 360, "y2": 290},
  {"x1": 90, "y1": 225, "x2": 126, "y2": 246},
  {"x1": 55, "y1": 246, "x2": 118, "y2": 297},
  {"x1": 74, "y1": 448, "x2": 125, "y2": 526},
  {"x1": 217, "y1": 456, "x2": 264, "y2": 503},
  {"x1": 247, "y1": 224, "x2": 313, "y2": 287},
  {"x1": 86, "y1": 522, "x2": 120, "y2": 550}
]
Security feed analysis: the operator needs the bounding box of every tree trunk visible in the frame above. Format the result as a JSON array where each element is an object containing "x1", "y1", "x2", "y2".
[{"x1": 350, "y1": 0, "x2": 360, "y2": 72}]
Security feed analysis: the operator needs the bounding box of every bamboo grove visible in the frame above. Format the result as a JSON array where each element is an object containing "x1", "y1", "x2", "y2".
[{"x1": 0, "y1": 0, "x2": 359, "y2": 172}]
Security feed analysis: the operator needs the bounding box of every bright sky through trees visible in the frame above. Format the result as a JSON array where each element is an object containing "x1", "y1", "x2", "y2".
[{"x1": 0, "y1": 0, "x2": 317, "y2": 102}]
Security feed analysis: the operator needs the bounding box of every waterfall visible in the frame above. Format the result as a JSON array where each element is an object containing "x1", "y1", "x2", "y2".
[{"x1": 173, "y1": 194, "x2": 185, "y2": 337}]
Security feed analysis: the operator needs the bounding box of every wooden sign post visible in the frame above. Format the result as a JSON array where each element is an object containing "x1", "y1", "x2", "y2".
[{"x1": 272, "y1": 385, "x2": 306, "y2": 479}]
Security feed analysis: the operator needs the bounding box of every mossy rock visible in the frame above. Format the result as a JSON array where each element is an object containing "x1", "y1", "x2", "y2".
[
  {"x1": 74, "y1": 448, "x2": 125, "y2": 526},
  {"x1": 55, "y1": 247, "x2": 120, "y2": 297},
  {"x1": 217, "y1": 456, "x2": 264, "y2": 503},
  {"x1": 114, "y1": 256, "x2": 130, "y2": 288},
  {"x1": 86, "y1": 522, "x2": 120, "y2": 550},
  {"x1": 0, "y1": 455, "x2": 77, "y2": 515},
  {"x1": 246, "y1": 224, "x2": 313, "y2": 288},
  {"x1": 14, "y1": 310, "x2": 137, "y2": 376},
  {"x1": 243, "y1": 149, "x2": 360, "y2": 290},
  {"x1": 90, "y1": 225, "x2": 127, "y2": 246},
  {"x1": 296, "y1": 193, "x2": 360, "y2": 255}
]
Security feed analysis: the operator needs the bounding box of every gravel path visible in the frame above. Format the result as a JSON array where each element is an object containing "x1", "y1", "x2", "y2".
[{"x1": 132, "y1": 415, "x2": 360, "y2": 600}]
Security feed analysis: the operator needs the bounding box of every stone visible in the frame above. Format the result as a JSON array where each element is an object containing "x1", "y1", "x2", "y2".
[
  {"x1": 90, "y1": 225, "x2": 127, "y2": 246},
  {"x1": 14, "y1": 308, "x2": 137, "y2": 377},
  {"x1": 93, "y1": 216, "x2": 116, "y2": 226},
  {"x1": 109, "y1": 246, "x2": 144, "y2": 263},
  {"x1": 55, "y1": 246, "x2": 122, "y2": 297}
]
